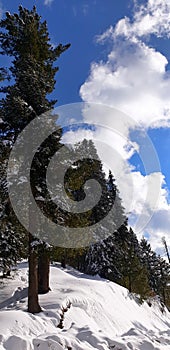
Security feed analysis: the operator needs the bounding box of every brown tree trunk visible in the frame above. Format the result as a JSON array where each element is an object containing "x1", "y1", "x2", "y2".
[
  {"x1": 38, "y1": 250, "x2": 50, "y2": 294},
  {"x1": 28, "y1": 233, "x2": 42, "y2": 313}
]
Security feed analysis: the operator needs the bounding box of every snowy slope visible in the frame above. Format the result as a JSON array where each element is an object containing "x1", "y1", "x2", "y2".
[{"x1": 0, "y1": 262, "x2": 170, "y2": 350}]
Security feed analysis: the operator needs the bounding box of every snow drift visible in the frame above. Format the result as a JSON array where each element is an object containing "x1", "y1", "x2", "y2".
[{"x1": 0, "y1": 262, "x2": 170, "y2": 349}]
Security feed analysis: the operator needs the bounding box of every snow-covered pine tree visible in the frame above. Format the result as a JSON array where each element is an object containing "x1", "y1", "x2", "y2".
[
  {"x1": 0, "y1": 5, "x2": 70, "y2": 312},
  {"x1": 155, "y1": 256, "x2": 170, "y2": 308},
  {"x1": 0, "y1": 85, "x2": 27, "y2": 275},
  {"x1": 118, "y1": 228, "x2": 150, "y2": 299},
  {"x1": 0, "y1": 131, "x2": 27, "y2": 275},
  {"x1": 162, "y1": 236, "x2": 170, "y2": 263},
  {"x1": 83, "y1": 169, "x2": 129, "y2": 281},
  {"x1": 139, "y1": 237, "x2": 170, "y2": 308},
  {"x1": 51, "y1": 138, "x2": 109, "y2": 269},
  {"x1": 51, "y1": 139, "x2": 119, "y2": 271}
]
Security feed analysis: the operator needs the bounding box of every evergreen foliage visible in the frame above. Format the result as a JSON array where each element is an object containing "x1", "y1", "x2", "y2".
[
  {"x1": 0, "y1": 5, "x2": 70, "y2": 312},
  {"x1": 139, "y1": 238, "x2": 170, "y2": 307},
  {"x1": 0, "y1": 119, "x2": 27, "y2": 273},
  {"x1": 82, "y1": 169, "x2": 128, "y2": 282},
  {"x1": 119, "y1": 228, "x2": 150, "y2": 299}
]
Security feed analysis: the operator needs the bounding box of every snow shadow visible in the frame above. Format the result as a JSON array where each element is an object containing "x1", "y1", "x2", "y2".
[{"x1": 0, "y1": 287, "x2": 28, "y2": 310}]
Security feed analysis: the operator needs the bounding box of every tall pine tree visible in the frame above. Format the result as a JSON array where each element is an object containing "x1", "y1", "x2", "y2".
[{"x1": 0, "y1": 6, "x2": 70, "y2": 313}]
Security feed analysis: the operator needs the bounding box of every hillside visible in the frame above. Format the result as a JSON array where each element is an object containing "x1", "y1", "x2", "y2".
[{"x1": 0, "y1": 262, "x2": 170, "y2": 350}]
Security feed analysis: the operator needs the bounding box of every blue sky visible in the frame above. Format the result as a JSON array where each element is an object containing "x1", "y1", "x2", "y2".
[
  {"x1": 1, "y1": 0, "x2": 170, "y2": 254},
  {"x1": 1, "y1": 0, "x2": 134, "y2": 105}
]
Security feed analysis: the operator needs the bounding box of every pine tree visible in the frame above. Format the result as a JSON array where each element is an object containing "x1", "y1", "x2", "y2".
[
  {"x1": 83, "y1": 169, "x2": 128, "y2": 281},
  {"x1": 139, "y1": 237, "x2": 170, "y2": 307},
  {"x1": 156, "y1": 256, "x2": 170, "y2": 307},
  {"x1": 162, "y1": 236, "x2": 170, "y2": 263},
  {"x1": 51, "y1": 138, "x2": 105, "y2": 268},
  {"x1": 139, "y1": 238, "x2": 162, "y2": 294},
  {"x1": 0, "y1": 6, "x2": 70, "y2": 312},
  {"x1": 119, "y1": 228, "x2": 150, "y2": 299},
  {"x1": 0, "y1": 117, "x2": 27, "y2": 274},
  {"x1": 51, "y1": 140, "x2": 122, "y2": 271}
]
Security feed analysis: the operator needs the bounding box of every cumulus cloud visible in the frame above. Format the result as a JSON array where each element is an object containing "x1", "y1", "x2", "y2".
[
  {"x1": 62, "y1": 128, "x2": 94, "y2": 145},
  {"x1": 118, "y1": 0, "x2": 170, "y2": 39},
  {"x1": 78, "y1": 0, "x2": 170, "y2": 251},
  {"x1": 55, "y1": 0, "x2": 170, "y2": 253},
  {"x1": 60, "y1": 103, "x2": 162, "y2": 242},
  {"x1": 98, "y1": 1, "x2": 170, "y2": 42},
  {"x1": 80, "y1": 39, "x2": 170, "y2": 128},
  {"x1": 81, "y1": 0, "x2": 170, "y2": 128},
  {"x1": 62, "y1": 122, "x2": 170, "y2": 252}
]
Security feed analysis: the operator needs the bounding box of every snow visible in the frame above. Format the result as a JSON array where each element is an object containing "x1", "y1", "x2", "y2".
[{"x1": 0, "y1": 262, "x2": 170, "y2": 350}]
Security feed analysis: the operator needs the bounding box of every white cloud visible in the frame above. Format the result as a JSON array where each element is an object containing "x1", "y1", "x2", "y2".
[
  {"x1": 54, "y1": 0, "x2": 170, "y2": 254},
  {"x1": 44, "y1": 0, "x2": 54, "y2": 6},
  {"x1": 61, "y1": 104, "x2": 162, "y2": 240},
  {"x1": 62, "y1": 119, "x2": 169, "y2": 252},
  {"x1": 62, "y1": 128, "x2": 94, "y2": 145},
  {"x1": 125, "y1": 171, "x2": 170, "y2": 253},
  {"x1": 80, "y1": 39, "x2": 170, "y2": 128},
  {"x1": 115, "y1": 0, "x2": 170, "y2": 39},
  {"x1": 81, "y1": 0, "x2": 170, "y2": 128},
  {"x1": 78, "y1": 0, "x2": 170, "y2": 252}
]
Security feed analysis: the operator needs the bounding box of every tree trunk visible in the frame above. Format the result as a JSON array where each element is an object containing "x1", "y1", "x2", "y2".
[
  {"x1": 61, "y1": 249, "x2": 67, "y2": 268},
  {"x1": 128, "y1": 274, "x2": 132, "y2": 293},
  {"x1": 162, "y1": 237, "x2": 170, "y2": 263},
  {"x1": 38, "y1": 250, "x2": 50, "y2": 294},
  {"x1": 3, "y1": 269, "x2": 11, "y2": 278},
  {"x1": 28, "y1": 233, "x2": 42, "y2": 313},
  {"x1": 61, "y1": 258, "x2": 66, "y2": 268}
]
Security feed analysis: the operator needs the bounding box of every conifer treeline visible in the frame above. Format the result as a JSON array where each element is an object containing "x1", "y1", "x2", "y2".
[{"x1": 52, "y1": 142, "x2": 170, "y2": 309}]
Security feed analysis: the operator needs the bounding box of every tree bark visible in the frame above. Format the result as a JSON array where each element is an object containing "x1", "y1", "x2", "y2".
[
  {"x1": 61, "y1": 257, "x2": 66, "y2": 269},
  {"x1": 28, "y1": 233, "x2": 42, "y2": 313},
  {"x1": 128, "y1": 274, "x2": 132, "y2": 293},
  {"x1": 162, "y1": 237, "x2": 170, "y2": 263},
  {"x1": 61, "y1": 249, "x2": 66, "y2": 269},
  {"x1": 38, "y1": 250, "x2": 50, "y2": 294}
]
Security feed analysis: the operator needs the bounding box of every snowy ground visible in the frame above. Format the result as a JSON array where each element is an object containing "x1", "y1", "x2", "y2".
[{"x1": 0, "y1": 262, "x2": 170, "y2": 350}]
